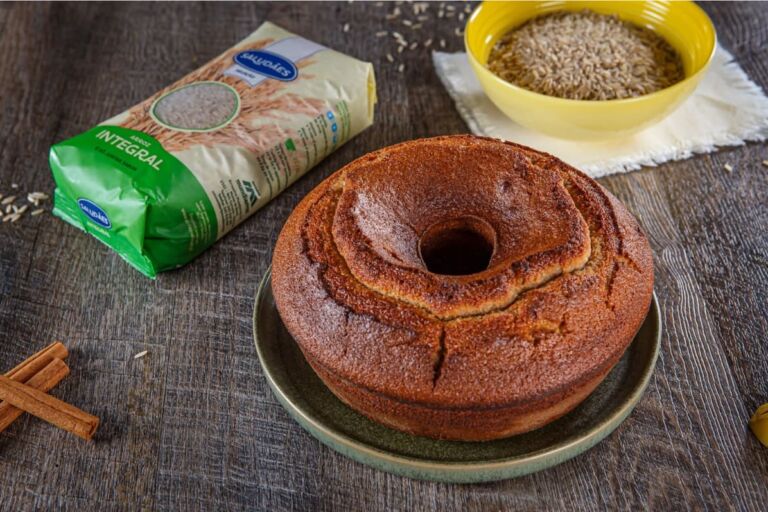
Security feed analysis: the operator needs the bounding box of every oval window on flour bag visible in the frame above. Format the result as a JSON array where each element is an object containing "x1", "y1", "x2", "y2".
[
  {"x1": 49, "y1": 22, "x2": 376, "y2": 278},
  {"x1": 151, "y1": 82, "x2": 241, "y2": 132}
]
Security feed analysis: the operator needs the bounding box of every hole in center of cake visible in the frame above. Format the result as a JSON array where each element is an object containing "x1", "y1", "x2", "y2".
[{"x1": 419, "y1": 217, "x2": 496, "y2": 276}]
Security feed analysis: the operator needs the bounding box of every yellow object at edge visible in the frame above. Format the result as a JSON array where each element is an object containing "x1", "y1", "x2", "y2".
[{"x1": 749, "y1": 403, "x2": 768, "y2": 447}]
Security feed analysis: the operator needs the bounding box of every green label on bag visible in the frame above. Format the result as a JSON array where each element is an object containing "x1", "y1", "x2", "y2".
[{"x1": 49, "y1": 126, "x2": 218, "y2": 278}]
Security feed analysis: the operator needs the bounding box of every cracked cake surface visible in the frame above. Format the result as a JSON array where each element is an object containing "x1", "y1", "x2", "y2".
[{"x1": 271, "y1": 135, "x2": 654, "y2": 440}]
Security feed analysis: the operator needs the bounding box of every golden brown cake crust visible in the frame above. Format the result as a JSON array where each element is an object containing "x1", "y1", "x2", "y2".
[{"x1": 271, "y1": 135, "x2": 654, "y2": 440}]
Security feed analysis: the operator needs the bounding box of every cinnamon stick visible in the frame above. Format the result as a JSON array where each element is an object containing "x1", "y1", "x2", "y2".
[
  {"x1": 0, "y1": 341, "x2": 70, "y2": 431},
  {"x1": 0, "y1": 372, "x2": 99, "y2": 440},
  {"x1": 5, "y1": 341, "x2": 68, "y2": 382},
  {"x1": 0, "y1": 358, "x2": 70, "y2": 432}
]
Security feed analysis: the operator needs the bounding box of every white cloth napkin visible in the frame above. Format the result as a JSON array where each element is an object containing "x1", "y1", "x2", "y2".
[{"x1": 432, "y1": 47, "x2": 768, "y2": 178}]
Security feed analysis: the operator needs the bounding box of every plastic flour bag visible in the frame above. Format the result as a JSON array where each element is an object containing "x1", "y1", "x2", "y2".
[{"x1": 50, "y1": 22, "x2": 376, "y2": 277}]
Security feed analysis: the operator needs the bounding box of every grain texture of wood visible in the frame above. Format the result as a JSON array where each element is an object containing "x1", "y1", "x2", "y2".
[{"x1": 0, "y1": 2, "x2": 766, "y2": 510}]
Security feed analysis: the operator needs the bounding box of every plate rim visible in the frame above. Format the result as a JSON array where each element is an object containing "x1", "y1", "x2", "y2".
[{"x1": 253, "y1": 266, "x2": 661, "y2": 483}]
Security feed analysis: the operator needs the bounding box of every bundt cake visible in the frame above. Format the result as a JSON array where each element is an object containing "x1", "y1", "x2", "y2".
[{"x1": 271, "y1": 135, "x2": 654, "y2": 441}]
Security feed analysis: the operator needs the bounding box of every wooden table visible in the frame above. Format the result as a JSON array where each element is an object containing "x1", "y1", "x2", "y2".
[{"x1": 1, "y1": 2, "x2": 766, "y2": 510}]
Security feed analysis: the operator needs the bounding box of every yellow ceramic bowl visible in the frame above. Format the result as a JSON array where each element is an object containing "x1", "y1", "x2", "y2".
[{"x1": 465, "y1": 1, "x2": 717, "y2": 140}]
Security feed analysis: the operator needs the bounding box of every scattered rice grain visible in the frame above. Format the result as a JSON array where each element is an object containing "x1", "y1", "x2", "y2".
[
  {"x1": 440, "y1": 38, "x2": 446, "y2": 48},
  {"x1": 376, "y1": 31, "x2": 388, "y2": 37},
  {"x1": 343, "y1": 23, "x2": 350, "y2": 33},
  {"x1": 402, "y1": 19, "x2": 413, "y2": 27},
  {"x1": 134, "y1": 350, "x2": 149, "y2": 359},
  {"x1": 424, "y1": 38, "x2": 433, "y2": 48},
  {"x1": 1, "y1": 195, "x2": 15, "y2": 205},
  {"x1": 724, "y1": 163, "x2": 733, "y2": 173},
  {"x1": 409, "y1": 42, "x2": 418, "y2": 50},
  {"x1": 398, "y1": 63, "x2": 405, "y2": 73},
  {"x1": 386, "y1": 53, "x2": 394, "y2": 62},
  {"x1": 761, "y1": 160, "x2": 768, "y2": 168},
  {"x1": 11, "y1": 183, "x2": 18, "y2": 189},
  {"x1": 413, "y1": 2, "x2": 429, "y2": 15},
  {"x1": 31, "y1": 208, "x2": 45, "y2": 216}
]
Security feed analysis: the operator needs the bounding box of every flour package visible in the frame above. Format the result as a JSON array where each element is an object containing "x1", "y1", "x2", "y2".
[{"x1": 50, "y1": 22, "x2": 376, "y2": 277}]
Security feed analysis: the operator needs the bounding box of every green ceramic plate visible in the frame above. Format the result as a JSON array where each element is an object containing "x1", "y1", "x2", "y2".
[{"x1": 253, "y1": 267, "x2": 661, "y2": 483}]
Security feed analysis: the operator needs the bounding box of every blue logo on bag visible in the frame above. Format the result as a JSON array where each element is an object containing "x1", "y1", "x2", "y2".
[
  {"x1": 233, "y1": 50, "x2": 298, "y2": 81},
  {"x1": 78, "y1": 198, "x2": 111, "y2": 229}
]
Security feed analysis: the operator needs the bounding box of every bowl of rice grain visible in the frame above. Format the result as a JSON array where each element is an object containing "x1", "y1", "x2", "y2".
[{"x1": 465, "y1": 1, "x2": 716, "y2": 140}]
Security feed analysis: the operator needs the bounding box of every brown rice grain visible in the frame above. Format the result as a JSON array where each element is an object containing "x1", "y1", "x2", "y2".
[
  {"x1": 487, "y1": 9, "x2": 684, "y2": 101},
  {"x1": 153, "y1": 82, "x2": 238, "y2": 130}
]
